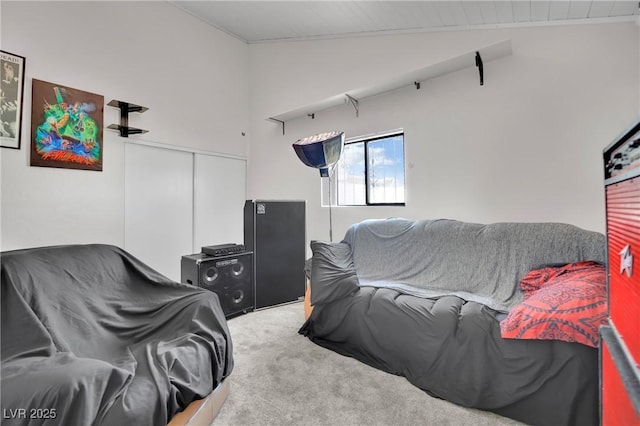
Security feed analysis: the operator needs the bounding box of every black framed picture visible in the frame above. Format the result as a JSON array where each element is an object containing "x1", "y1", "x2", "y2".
[{"x1": 1, "y1": 50, "x2": 26, "y2": 149}]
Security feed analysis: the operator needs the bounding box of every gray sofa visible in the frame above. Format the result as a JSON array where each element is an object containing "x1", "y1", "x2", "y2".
[{"x1": 300, "y1": 218, "x2": 606, "y2": 426}]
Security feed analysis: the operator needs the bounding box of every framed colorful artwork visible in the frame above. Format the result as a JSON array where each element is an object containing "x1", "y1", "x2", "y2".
[
  {"x1": 31, "y1": 79, "x2": 104, "y2": 171},
  {"x1": 1, "y1": 50, "x2": 26, "y2": 149}
]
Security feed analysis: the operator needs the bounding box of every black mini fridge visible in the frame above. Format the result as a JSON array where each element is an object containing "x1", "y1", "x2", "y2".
[{"x1": 244, "y1": 200, "x2": 306, "y2": 309}]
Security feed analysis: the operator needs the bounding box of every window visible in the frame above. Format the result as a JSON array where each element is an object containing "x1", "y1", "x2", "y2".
[{"x1": 334, "y1": 131, "x2": 405, "y2": 206}]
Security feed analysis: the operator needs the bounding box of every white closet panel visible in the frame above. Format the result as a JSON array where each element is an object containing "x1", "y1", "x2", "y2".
[
  {"x1": 193, "y1": 154, "x2": 246, "y2": 250},
  {"x1": 125, "y1": 143, "x2": 193, "y2": 282}
]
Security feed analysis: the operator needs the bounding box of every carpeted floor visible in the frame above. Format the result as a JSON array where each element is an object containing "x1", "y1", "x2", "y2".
[{"x1": 213, "y1": 302, "x2": 524, "y2": 426}]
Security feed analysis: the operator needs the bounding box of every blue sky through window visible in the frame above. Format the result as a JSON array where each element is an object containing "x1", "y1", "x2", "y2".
[
  {"x1": 368, "y1": 135, "x2": 405, "y2": 204},
  {"x1": 337, "y1": 133, "x2": 404, "y2": 205}
]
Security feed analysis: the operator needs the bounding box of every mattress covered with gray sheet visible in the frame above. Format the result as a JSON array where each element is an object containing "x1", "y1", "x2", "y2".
[{"x1": 1, "y1": 244, "x2": 233, "y2": 426}]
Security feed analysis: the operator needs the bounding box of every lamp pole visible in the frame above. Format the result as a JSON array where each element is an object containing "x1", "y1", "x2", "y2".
[{"x1": 327, "y1": 174, "x2": 334, "y2": 242}]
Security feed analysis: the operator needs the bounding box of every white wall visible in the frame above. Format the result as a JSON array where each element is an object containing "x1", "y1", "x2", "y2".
[
  {"x1": 0, "y1": 1, "x2": 249, "y2": 251},
  {"x1": 1, "y1": 2, "x2": 638, "y2": 256},
  {"x1": 247, "y1": 22, "x2": 639, "y2": 245}
]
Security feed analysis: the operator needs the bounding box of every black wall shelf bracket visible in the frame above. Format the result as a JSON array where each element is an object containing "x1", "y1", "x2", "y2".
[
  {"x1": 475, "y1": 52, "x2": 484, "y2": 86},
  {"x1": 107, "y1": 100, "x2": 149, "y2": 137},
  {"x1": 268, "y1": 117, "x2": 286, "y2": 135},
  {"x1": 345, "y1": 94, "x2": 359, "y2": 117}
]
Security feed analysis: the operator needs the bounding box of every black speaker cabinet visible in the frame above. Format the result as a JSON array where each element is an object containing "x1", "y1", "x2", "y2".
[
  {"x1": 244, "y1": 200, "x2": 306, "y2": 309},
  {"x1": 181, "y1": 251, "x2": 254, "y2": 318}
]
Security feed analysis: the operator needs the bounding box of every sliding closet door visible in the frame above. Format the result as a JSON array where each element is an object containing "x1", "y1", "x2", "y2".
[
  {"x1": 193, "y1": 153, "x2": 246, "y2": 251},
  {"x1": 124, "y1": 143, "x2": 193, "y2": 281}
]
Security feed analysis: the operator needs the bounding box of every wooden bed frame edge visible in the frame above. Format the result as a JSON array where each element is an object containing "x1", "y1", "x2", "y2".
[{"x1": 167, "y1": 378, "x2": 230, "y2": 426}]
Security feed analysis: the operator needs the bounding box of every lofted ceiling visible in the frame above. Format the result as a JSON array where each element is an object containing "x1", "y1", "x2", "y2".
[{"x1": 169, "y1": 1, "x2": 640, "y2": 44}]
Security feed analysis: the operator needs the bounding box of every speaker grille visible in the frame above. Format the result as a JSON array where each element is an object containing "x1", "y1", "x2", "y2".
[
  {"x1": 181, "y1": 252, "x2": 254, "y2": 318},
  {"x1": 244, "y1": 200, "x2": 306, "y2": 309},
  {"x1": 202, "y1": 266, "x2": 219, "y2": 285}
]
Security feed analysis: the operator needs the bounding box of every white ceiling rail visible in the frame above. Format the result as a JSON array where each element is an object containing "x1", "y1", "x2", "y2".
[{"x1": 267, "y1": 39, "x2": 512, "y2": 134}]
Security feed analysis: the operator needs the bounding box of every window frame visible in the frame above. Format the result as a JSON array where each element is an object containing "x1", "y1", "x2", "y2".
[{"x1": 335, "y1": 130, "x2": 406, "y2": 207}]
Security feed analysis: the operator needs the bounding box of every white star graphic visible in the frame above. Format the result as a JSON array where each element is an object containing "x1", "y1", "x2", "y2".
[{"x1": 620, "y1": 245, "x2": 633, "y2": 278}]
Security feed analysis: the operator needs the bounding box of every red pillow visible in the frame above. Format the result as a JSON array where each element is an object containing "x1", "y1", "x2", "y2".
[{"x1": 500, "y1": 261, "x2": 607, "y2": 348}]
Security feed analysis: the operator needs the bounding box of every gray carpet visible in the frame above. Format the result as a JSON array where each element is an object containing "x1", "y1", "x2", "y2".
[{"x1": 214, "y1": 302, "x2": 525, "y2": 426}]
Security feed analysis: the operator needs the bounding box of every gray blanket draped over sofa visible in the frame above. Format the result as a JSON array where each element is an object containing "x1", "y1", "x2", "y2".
[
  {"x1": 1, "y1": 244, "x2": 233, "y2": 426},
  {"x1": 344, "y1": 218, "x2": 606, "y2": 312},
  {"x1": 300, "y1": 218, "x2": 606, "y2": 426}
]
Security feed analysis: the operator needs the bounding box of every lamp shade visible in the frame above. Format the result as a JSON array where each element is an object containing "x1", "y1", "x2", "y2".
[{"x1": 292, "y1": 131, "x2": 345, "y2": 177}]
